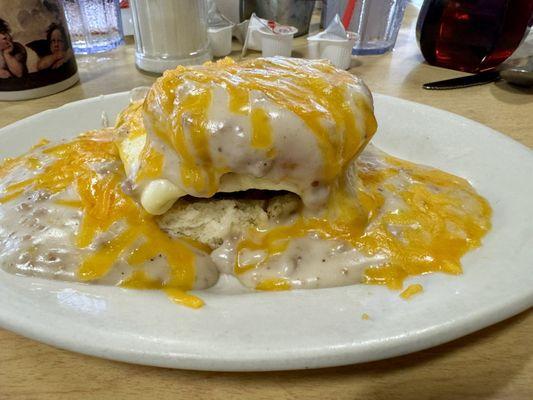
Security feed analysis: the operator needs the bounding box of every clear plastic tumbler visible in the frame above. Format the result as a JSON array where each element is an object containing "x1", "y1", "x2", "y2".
[
  {"x1": 323, "y1": 0, "x2": 409, "y2": 55},
  {"x1": 61, "y1": 0, "x2": 124, "y2": 54}
]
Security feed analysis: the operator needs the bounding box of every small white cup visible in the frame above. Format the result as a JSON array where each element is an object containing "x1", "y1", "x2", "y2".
[
  {"x1": 208, "y1": 25, "x2": 234, "y2": 57},
  {"x1": 307, "y1": 32, "x2": 357, "y2": 70},
  {"x1": 259, "y1": 26, "x2": 298, "y2": 57}
]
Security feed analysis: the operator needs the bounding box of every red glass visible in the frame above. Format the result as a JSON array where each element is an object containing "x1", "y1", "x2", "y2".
[{"x1": 416, "y1": 0, "x2": 533, "y2": 73}]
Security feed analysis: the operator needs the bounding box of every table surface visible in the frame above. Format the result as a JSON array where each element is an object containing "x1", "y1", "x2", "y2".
[{"x1": 0, "y1": 6, "x2": 531, "y2": 400}]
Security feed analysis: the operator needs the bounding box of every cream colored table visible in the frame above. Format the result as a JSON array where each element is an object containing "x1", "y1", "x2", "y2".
[{"x1": 0, "y1": 7, "x2": 531, "y2": 400}]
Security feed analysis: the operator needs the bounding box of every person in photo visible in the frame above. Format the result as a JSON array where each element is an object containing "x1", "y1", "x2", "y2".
[
  {"x1": 0, "y1": 18, "x2": 28, "y2": 78},
  {"x1": 37, "y1": 22, "x2": 73, "y2": 71}
]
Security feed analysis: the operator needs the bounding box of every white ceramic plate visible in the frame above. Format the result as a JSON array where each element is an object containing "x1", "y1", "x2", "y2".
[{"x1": 0, "y1": 93, "x2": 532, "y2": 371}]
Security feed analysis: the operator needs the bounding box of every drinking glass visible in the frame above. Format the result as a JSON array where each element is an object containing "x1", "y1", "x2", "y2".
[
  {"x1": 130, "y1": 0, "x2": 211, "y2": 73},
  {"x1": 417, "y1": 0, "x2": 533, "y2": 73},
  {"x1": 61, "y1": 0, "x2": 124, "y2": 54},
  {"x1": 322, "y1": 0, "x2": 408, "y2": 55}
]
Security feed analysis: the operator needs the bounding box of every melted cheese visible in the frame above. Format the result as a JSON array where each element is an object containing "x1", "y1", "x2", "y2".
[
  {"x1": 400, "y1": 284, "x2": 424, "y2": 300},
  {"x1": 0, "y1": 130, "x2": 215, "y2": 307},
  {"x1": 0, "y1": 63, "x2": 492, "y2": 305},
  {"x1": 131, "y1": 57, "x2": 377, "y2": 213},
  {"x1": 0, "y1": 135, "x2": 492, "y2": 302},
  {"x1": 232, "y1": 146, "x2": 491, "y2": 290}
]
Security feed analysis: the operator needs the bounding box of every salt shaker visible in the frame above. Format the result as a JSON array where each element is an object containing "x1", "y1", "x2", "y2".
[{"x1": 130, "y1": 0, "x2": 212, "y2": 73}]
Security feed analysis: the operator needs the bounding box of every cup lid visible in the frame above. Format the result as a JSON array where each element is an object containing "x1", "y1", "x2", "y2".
[{"x1": 259, "y1": 25, "x2": 298, "y2": 36}]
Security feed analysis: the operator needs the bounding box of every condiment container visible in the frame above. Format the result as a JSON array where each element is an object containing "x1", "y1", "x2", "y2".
[
  {"x1": 307, "y1": 32, "x2": 357, "y2": 70},
  {"x1": 258, "y1": 25, "x2": 297, "y2": 57},
  {"x1": 208, "y1": 25, "x2": 234, "y2": 57},
  {"x1": 130, "y1": 0, "x2": 211, "y2": 73}
]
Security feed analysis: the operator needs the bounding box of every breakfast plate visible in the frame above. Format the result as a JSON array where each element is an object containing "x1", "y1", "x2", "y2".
[{"x1": 0, "y1": 92, "x2": 531, "y2": 371}]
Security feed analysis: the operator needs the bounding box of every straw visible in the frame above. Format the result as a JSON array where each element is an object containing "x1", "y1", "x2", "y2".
[{"x1": 341, "y1": 0, "x2": 357, "y2": 29}]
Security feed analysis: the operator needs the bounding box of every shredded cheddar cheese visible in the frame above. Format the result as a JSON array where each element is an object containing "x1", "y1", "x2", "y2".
[
  {"x1": 234, "y1": 150, "x2": 491, "y2": 289},
  {"x1": 0, "y1": 57, "x2": 493, "y2": 306},
  {"x1": 137, "y1": 57, "x2": 377, "y2": 202},
  {"x1": 400, "y1": 284, "x2": 424, "y2": 300},
  {"x1": 256, "y1": 278, "x2": 292, "y2": 291},
  {"x1": 0, "y1": 130, "x2": 202, "y2": 307}
]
